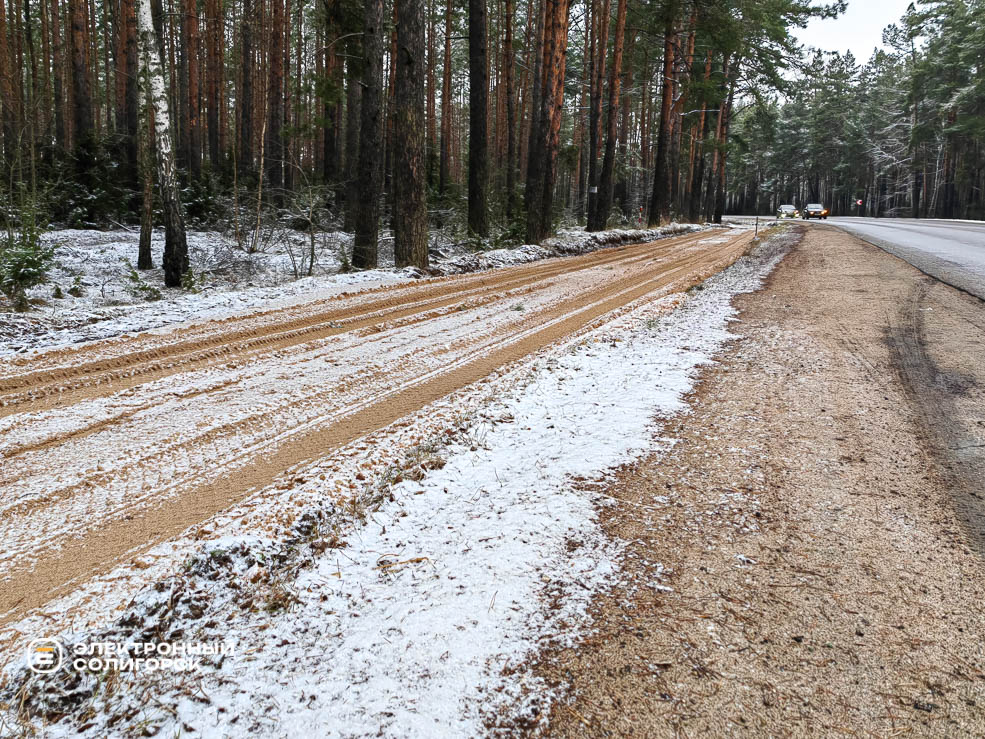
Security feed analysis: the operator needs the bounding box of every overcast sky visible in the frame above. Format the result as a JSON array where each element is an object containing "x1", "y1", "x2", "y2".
[{"x1": 794, "y1": 0, "x2": 915, "y2": 62}]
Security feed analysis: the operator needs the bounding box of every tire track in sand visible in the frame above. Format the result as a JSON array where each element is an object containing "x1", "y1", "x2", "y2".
[
  {"x1": 0, "y1": 233, "x2": 707, "y2": 418},
  {"x1": 0, "y1": 230, "x2": 751, "y2": 625}
]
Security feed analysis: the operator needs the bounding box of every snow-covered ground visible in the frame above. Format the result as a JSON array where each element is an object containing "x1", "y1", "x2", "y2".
[
  {"x1": 0, "y1": 228, "x2": 794, "y2": 737},
  {"x1": 0, "y1": 224, "x2": 715, "y2": 357}
]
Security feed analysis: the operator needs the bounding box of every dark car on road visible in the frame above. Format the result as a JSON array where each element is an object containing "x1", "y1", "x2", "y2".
[{"x1": 803, "y1": 203, "x2": 829, "y2": 220}]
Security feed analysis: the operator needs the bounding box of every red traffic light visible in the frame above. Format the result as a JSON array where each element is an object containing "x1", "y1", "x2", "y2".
[{"x1": 856, "y1": 199, "x2": 863, "y2": 206}]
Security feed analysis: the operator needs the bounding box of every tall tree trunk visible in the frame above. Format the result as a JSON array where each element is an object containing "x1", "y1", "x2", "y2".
[
  {"x1": 573, "y1": 3, "x2": 588, "y2": 220},
  {"x1": 685, "y1": 49, "x2": 711, "y2": 221},
  {"x1": 50, "y1": 0, "x2": 65, "y2": 148},
  {"x1": 265, "y1": 0, "x2": 285, "y2": 195},
  {"x1": 688, "y1": 100, "x2": 710, "y2": 223},
  {"x1": 910, "y1": 103, "x2": 921, "y2": 219},
  {"x1": 123, "y1": 0, "x2": 139, "y2": 180},
  {"x1": 704, "y1": 54, "x2": 729, "y2": 222},
  {"x1": 522, "y1": 0, "x2": 544, "y2": 219},
  {"x1": 177, "y1": 0, "x2": 189, "y2": 169},
  {"x1": 237, "y1": 0, "x2": 253, "y2": 176},
  {"x1": 670, "y1": 16, "x2": 694, "y2": 212},
  {"x1": 614, "y1": 29, "x2": 633, "y2": 215},
  {"x1": 115, "y1": 0, "x2": 128, "y2": 135},
  {"x1": 343, "y1": 55, "x2": 361, "y2": 231},
  {"x1": 0, "y1": 0, "x2": 15, "y2": 164},
  {"x1": 322, "y1": 0, "x2": 341, "y2": 185},
  {"x1": 183, "y1": 0, "x2": 200, "y2": 178},
  {"x1": 136, "y1": 0, "x2": 188, "y2": 286},
  {"x1": 425, "y1": 0, "x2": 437, "y2": 185},
  {"x1": 524, "y1": 0, "x2": 570, "y2": 243},
  {"x1": 647, "y1": 12, "x2": 675, "y2": 226},
  {"x1": 503, "y1": 0, "x2": 516, "y2": 217},
  {"x1": 467, "y1": 0, "x2": 488, "y2": 236},
  {"x1": 283, "y1": 0, "x2": 294, "y2": 192},
  {"x1": 138, "y1": 85, "x2": 154, "y2": 269},
  {"x1": 585, "y1": 0, "x2": 609, "y2": 229},
  {"x1": 713, "y1": 70, "x2": 736, "y2": 224},
  {"x1": 205, "y1": 0, "x2": 221, "y2": 168},
  {"x1": 590, "y1": 0, "x2": 625, "y2": 231},
  {"x1": 393, "y1": 0, "x2": 428, "y2": 268},
  {"x1": 352, "y1": 0, "x2": 384, "y2": 268},
  {"x1": 68, "y1": 0, "x2": 91, "y2": 144},
  {"x1": 437, "y1": 0, "x2": 451, "y2": 194}
]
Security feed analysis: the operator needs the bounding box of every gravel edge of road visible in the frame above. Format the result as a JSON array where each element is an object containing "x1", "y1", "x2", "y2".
[
  {"x1": 502, "y1": 225, "x2": 985, "y2": 737},
  {"x1": 826, "y1": 221, "x2": 985, "y2": 301}
]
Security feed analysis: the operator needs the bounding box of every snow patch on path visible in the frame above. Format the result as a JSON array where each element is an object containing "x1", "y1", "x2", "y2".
[
  {"x1": 3, "y1": 231, "x2": 793, "y2": 737},
  {"x1": 0, "y1": 224, "x2": 717, "y2": 358}
]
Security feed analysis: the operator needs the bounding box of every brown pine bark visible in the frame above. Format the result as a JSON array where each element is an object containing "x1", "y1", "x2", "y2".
[
  {"x1": 669, "y1": 15, "x2": 694, "y2": 212},
  {"x1": 352, "y1": 0, "x2": 384, "y2": 268},
  {"x1": 342, "y1": 55, "x2": 361, "y2": 231},
  {"x1": 688, "y1": 89, "x2": 710, "y2": 223},
  {"x1": 426, "y1": 0, "x2": 437, "y2": 185},
  {"x1": 138, "y1": 95, "x2": 154, "y2": 269},
  {"x1": 572, "y1": 4, "x2": 588, "y2": 219},
  {"x1": 22, "y1": 0, "x2": 41, "y2": 170},
  {"x1": 503, "y1": 0, "x2": 516, "y2": 217},
  {"x1": 524, "y1": 0, "x2": 571, "y2": 244},
  {"x1": 68, "y1": 0, "x2": 91, "y2": 145},
  {"x1": 40, "y1": 0, "x2": 52, "y2": 147},
  {"x1": 713, "y1": 68, "x2": 736, "y2": 224},
  {"x1": 705, "y1": 53, "x2": 730, "y2": 222},
  {"x1": 0, "y1": 0, "x2": 15, "y2": 163},
  {"x1": 647, "y1": 12, "x2": 676, "y2": 226},
  {"x1": 322, "y1": 0, "x2": 342, "y2": 185},
  {"x1": 265, "y1": 0, "x2": 284, "y2": 194},
  {"x1": 585, "y1": 0, "x2": 609, "y2": 229},
  {"x1": 183, "y1": 0, "x2": 200, "y2": 178},
  {"x1": 393, "y1": 0, "x2": 428, "y2": 268},
  {"x1": 123, "y1": 0, "x2": 138, "y2": 177},
  {"x1": 522, "y1": 0, "x2": 544, "y2": 223},
  {"x1": 467, "y1": 0, "x2": 488, "y2": 236},
  {"x1": 237, "y1": 0, "x2": 254, "y2": 176},
  {"x1": 205, "y1": 0, "x2": 221, "y2": 168},
  {"x1": 50, "y1": 0, "x2": 64, "y2": 148},
  {"x1": 590, "y1": 0, "x2": 626, "y2": 231},
  {"x1": 437, "y1": 0, "x2": 452, "y2": 195},
  {"x1": 285, "y1": 0, "x2": 295, "y2": 191},
  {"x1": 686, "y1": 50, "x2": 712, "y2": 223},
  {"x1": 615, "y1": 29, "x2": 633, "y2": 215}
]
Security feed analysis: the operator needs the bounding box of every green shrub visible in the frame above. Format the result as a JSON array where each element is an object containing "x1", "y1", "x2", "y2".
[
  {"x1": 67, "y1": 273, "x2": 85, "y2": 297},
  {"x1": 0, "y1": 207, "x2": 55, "y2": 311},
  {"x1": 122, "y1": 259, "x2": 163, "y2": 301},
  {"x1": 180, "y1": 267, "x2": 202, "y2": 293}
]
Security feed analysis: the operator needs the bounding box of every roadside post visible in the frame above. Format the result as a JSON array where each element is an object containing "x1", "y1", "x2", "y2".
[{"x1": 754, "y1": 215, "x2": 759, "y2": 239}]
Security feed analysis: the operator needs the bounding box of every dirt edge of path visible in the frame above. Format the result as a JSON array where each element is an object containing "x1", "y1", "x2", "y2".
[{"x1": 499, "y1": 225, "x2": 985, "y2": 737}]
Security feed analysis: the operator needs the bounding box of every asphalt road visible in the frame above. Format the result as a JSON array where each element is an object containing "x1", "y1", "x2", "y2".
[{"x1": 825, "y1": 217, "x2": 985, "y2": 300}]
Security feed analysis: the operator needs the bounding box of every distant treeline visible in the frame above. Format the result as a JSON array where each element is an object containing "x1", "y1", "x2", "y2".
[{"x1": 727, "y1": 1, "x2": 985, "y2": 220}]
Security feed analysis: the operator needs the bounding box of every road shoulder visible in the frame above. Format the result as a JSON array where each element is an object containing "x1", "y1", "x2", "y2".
[{"x1": 514, "y1": 226, "x2": 985, "y2": 736}]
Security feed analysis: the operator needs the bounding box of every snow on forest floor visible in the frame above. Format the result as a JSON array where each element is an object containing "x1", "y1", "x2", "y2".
[
  {"x1": 0, "y1": 228, "x2": 793, "y2": 737},
  {"x1": 0, "y1": 222, "x2": 727, "y2": 357}
]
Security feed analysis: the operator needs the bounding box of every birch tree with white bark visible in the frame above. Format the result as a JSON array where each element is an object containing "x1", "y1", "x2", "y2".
[{"x1": 136, "y1": 0, "x2": 189, "y2": 287}]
